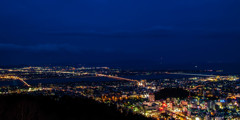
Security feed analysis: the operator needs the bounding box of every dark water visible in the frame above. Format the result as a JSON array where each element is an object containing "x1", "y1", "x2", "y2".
[
  {"x1": 0, "y1": 77, "x2": 117, "y2": 87},
  {"x1": 122, "y1": 74, "x2": 203, "y2": 80},
  {"x1": 117, "y1": 63, "x2": 240, "y2": 75},
  {"x1": 0, "y1": 74, "x2": 207, "y2": 87},
  {"x1": 0, "y1": 80, "x2": 23, "y2": 87},
  {"x1": 27, "y1": 77, "x2": 117, "y2": 85}
]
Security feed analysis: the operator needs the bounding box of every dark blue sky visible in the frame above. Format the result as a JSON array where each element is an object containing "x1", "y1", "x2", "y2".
[{"x1": 0, "y1": 0, "x2": 240, "y2": 66}]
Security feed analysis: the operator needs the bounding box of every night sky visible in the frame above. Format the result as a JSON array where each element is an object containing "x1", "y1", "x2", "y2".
[{"x1": 0, "y1": 0, "x2": 240, "y2": 66}]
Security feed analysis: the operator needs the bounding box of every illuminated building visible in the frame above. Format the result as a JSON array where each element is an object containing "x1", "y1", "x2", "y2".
[{"x1": 148, "y1": 93, "x2": 155, "y2": 102}]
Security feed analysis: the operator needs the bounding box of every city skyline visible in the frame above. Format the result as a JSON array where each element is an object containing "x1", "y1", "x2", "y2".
[{"x1": 1, "y1": 1, "x2": 240, "y2": 119}]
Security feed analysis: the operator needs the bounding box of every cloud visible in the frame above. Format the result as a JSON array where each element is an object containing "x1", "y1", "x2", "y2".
[
  {"x1": 46, "y1": 25, "x2": 240, "y2": 41},
  {"x1": 0, "y1": 43, "x2": 78, "y2": 52},
  {"x1": 47, "y1": 25, "x2": 176, "y2": 39}
]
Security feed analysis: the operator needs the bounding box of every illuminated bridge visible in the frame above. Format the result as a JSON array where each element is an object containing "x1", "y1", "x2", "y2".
[
  {"x1": 0, "y1": 75, "x2": 31, "y2": 87},
  {"x1": 96, "y1": 74, "x2": 138, "y2": 82},
  {"x1": 18, "y1": 78, "x2": 31, "y2": 87}
]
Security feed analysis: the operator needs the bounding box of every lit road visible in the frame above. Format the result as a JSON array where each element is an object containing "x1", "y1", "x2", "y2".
[{"x1": 166, "y1": 108, "x2": 191, "y2": 120}]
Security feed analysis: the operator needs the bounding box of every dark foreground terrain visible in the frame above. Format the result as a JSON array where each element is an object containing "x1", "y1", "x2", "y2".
[
  {"x1": 155, "y1": 88, "x2": 193, "y2": 99},
  {"x1": 0, "y1": 94, "x2": 151, "y2": 120}
]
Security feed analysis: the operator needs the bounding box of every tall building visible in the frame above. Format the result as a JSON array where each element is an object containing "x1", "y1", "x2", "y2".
[{"x1": 149, "y1": 93, "x2": 155, "y2": 102}]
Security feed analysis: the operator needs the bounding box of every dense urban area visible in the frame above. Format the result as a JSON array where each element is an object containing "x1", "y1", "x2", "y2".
[{"x1": 0, "y1": 66, "x2": 239, "y2": 120}]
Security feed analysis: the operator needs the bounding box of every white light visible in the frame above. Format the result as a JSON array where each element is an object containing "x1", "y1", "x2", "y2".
[{"x1": 195, "y1": 117, "x2": 200, "y2": 120}]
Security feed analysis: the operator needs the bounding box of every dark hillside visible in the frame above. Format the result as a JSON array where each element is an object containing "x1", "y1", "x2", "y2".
[{"x1": 0, "y1": 94, "x2": 152, "y2": 120}]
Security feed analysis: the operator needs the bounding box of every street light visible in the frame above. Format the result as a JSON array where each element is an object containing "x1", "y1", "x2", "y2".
[{"x1": 195, "y1": 117, "x2": 200, "y2": 120}]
